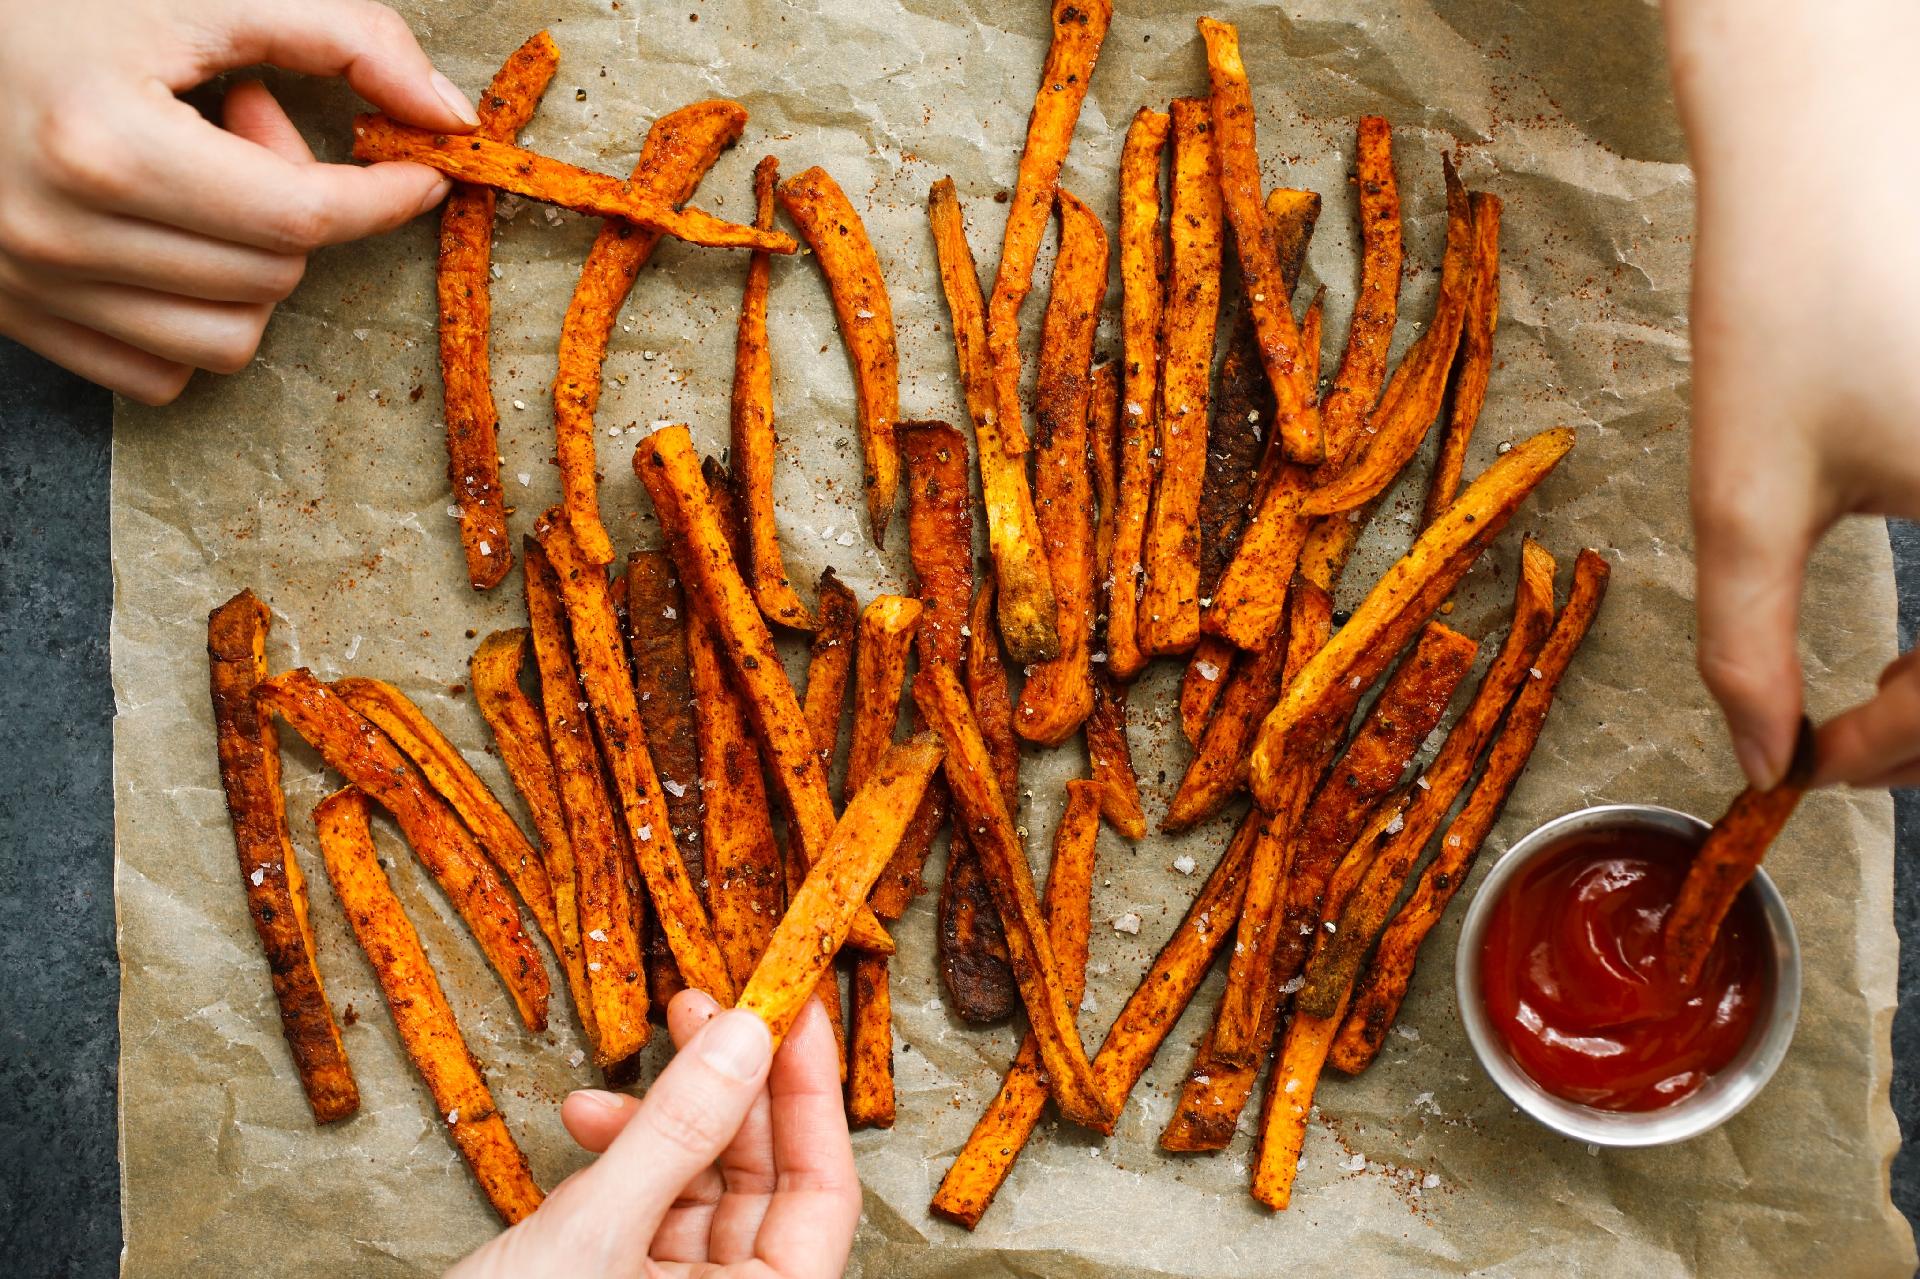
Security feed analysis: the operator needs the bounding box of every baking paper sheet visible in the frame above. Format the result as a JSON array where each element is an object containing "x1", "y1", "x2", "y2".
[{"x1": 111, "y1": 1, "x2": 1915, "y2": 1273}]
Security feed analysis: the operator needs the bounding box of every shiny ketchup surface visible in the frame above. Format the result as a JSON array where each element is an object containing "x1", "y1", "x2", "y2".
[{"x1": 1478, "y1": 828, "x2": 1769, "y2": 1112}]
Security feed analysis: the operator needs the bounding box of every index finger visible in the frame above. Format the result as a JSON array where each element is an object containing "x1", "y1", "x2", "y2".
[{"x1": 754, "y1": 1000, "x2": 862, "y2": 1279}]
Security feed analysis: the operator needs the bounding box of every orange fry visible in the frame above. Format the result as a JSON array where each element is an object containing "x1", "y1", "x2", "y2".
[
  {"x1": 732, "y1": 155, "x2": 813, "y2": 628},
  {"x1": 1316, "y1": 116, "x2": 1404, "y2": 475},
  {"x1": 778, "y1": 166, "x2": 902, "y2": 546},
  {"x1": 552, "y1": 99, "x2": 748, "y2": 564},
  {"x1": 254, "y1": 668, "x2": 550, "y2": 1032},
  {"x1": 801, "y1": 568, "x2": 859, "y2": 776},
  {"x1": 848, "y1": 596, "x2": 923, "y2": 794},
  {"x1": 439, "y1": 32, "x2": 558, "y2": 590},
  {"x1": 927, "y1": 177, "x2": 1058, "y2": 664},
  {"x1": 1419, "y1": 192, "x2": 1502, "y2": 524},
  {"x1": 314, "y1": 789, "x2": 543, "y2": 1224},
  {"x1": 207, "y1": 591, "x2": 357, "y2": 1123},
  {"x1": 738, "y1": 738, "x2": 944, "y2": 1044},
  {"x1": 847, "y1": 951, "x2": 896, "y2": 1130}
]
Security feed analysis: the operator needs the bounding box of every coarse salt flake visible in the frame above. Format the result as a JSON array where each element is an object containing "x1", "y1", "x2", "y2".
[
  {"x1": 637, "y1": 825, "x2": 652, "y2": 841},
  {"x1": 1341, "y1": 1153, "x2": 1367, "y2": 1172},
  {"x1": 512, "y1": 399, "x2": 526, "y2": 410},
  {"x1": 1423, "y1": 1173, "x2": 1442, "y2": 1188},
  {"x1": 447, "y1": 504, "x2": 462, "y2": 518},
  {"x1": 1111, "y1": 912, "x2": 1143, "y2": 935},
  {"x1": 1529, "y1": 667, "x2": 1544, "y2": 679},
  {"x1": 518, "y1": 472, "x2": 533, "y2": 486},
  {"x1": 588, "y1": 929, "x2": 607, "y2": 942},
  {"x1": 568, "y1": 1048, "x2": 586, "y2": 1068},
  {"x1": 663, "y1": 779, "x2": 686, "y2": 798},
  {"x1": 479, "y1": 541, "x2": 492, "y2": 556},
  {"x1": 447, "y1": 1109, "x2": 460, "y2": 1124},
  {"x1": 1173, "y1": 855, "x2": 1197, "y2": 876},
  {"x1": 250, "y1": 867, "x2": 266, "y2": 887},
  {"x1": 1416, "y1": 777, "x2": 1432, "y2": 791},
  {"x1": 1196, "y1": 661, "x2": 1220, "y2": 682},
  {"x1": 588, "y1": 961, "x2": 602, "y2": 972}
]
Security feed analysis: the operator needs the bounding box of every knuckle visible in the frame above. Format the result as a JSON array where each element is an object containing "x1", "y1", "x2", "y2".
[
  {"x1": 1695, "y1": 644, "x2": 1765, "y2": 706},
  {"x1": 201, "y1": 313, "x2": 267, "y2": 375},
  {"x1": 130, "y1": 366, "x2": 193, "y2": 407},
  {"x1": 0, "y1": 198, "x2": 71, "y2": 273},
  {"x1": 265, "y1": 189, "x2": 332, "y2": 254},
  {"x1": 639, "y1": 1090, "x2": 732, "y2": 1155},
  {"x1": 359, "y1": 5, "x2": 415, "y2": 52},
  {"x1": 260, "y1": 253, "x2": 308, "y2": 301},
  {"x1": 37, "y1": 109, "x2": 129, "y2": 203}
]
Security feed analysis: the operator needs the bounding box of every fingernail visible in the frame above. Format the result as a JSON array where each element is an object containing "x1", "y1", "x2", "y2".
[
  {"x1": 696, "y1": 1010, "x2": 772, "y2": 1082},
  {"x1": 1734, "y1": 731, "x2": 1783, "y2": 790},
  {"x1": 430, "y1": 71, "x2": 481, "y2": 128},
  {"x1": 570, "y1": 1088, "x2": 630, "y2": 1114},
  {"x1": 412, "y1": 177, "x2": 452, "y2": 217}
]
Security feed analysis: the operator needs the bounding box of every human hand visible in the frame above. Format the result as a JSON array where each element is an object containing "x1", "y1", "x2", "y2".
[
  {"x1": 1665, "y1": 0, "x2": 1920, "y2": 789},
  {"x1": 449, "y1": 991, "x2": 862, "y2": 1279},
  {"x1": 0, "y1": 0, "x2": 474, "y2": 405}
]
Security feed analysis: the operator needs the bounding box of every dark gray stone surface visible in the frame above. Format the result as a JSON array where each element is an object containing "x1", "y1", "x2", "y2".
[{"x1": 0, "y1": 337, "x2": 1913, "y2": 1272}]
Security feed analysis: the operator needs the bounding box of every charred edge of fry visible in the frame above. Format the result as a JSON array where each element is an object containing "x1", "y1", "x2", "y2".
[
  {"x1": 314, "y1": 787, "x2": 544, "y2": 1223},
  {"x1": 847, "y1": 952, "x2": 897, "y2": 1129},
  {"x1": 208, "y1": 591, "x2": 358, "y2": 1123},
  {"x1": 1419, "y1": 191, "x2": 1501, "y2": 526},
  {"x1": 778, "y1": 166, "x2": 901, "y2": 547},
  {"x1": 1086, "y1": 672, "x2": 1147, "y2": 839},
  {"x1": 440, "y1": 33, "x2": 559, "y2": 590},
  {"x1": 738, "y1": 738, "x2": 943, "y2": 1044}
]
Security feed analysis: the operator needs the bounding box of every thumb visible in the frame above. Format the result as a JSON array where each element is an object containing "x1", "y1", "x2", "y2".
[{"x1": 195, "y1": 0, "x2": 479, "y2": 131}]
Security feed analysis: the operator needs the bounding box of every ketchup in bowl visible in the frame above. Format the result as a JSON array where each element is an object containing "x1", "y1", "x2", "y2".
[{"x1": 1478, "y1": 826, "x2": 1770, "y2": 1112}]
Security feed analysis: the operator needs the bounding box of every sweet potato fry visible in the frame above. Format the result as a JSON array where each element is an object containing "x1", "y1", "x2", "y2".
[
  {"x1": 927, "y1": 177, "x2": 1058, "y2": 664},
  {"x1": 739, "y1": 738, "x2": 943, "y2": 1044},
  {"x1": 1316, "y1": 116, "x2": 1404, "y2": 475},
  {"x1": 470, "y1": 629, "x2": 596, "y2": 1043},
  {"x1": 1085, "y1": 673, "x2": 1146, "y2": 839},
  {"x1": 334, "y1": 677, "x2": 561, "y2": 955},
  {"x1": 1140, "y1": 98, "x2": 1226, "y2": 657},
  {"x1": 1197, "y1": 18, "x2": 1322, "y2": 464},
  {"x1": 522, "y1": 540, "x2": 649, "y2": 1060},
  {"x1": 1089, "y1": 810, "x2": 1260, "y2": 1116},
  {"x1": 1300, "y1": 161, "x2": 1475, "y2": 518},
  {"x1": 207, "y1": 591, "x2": 357, "y2": 1123},
  {"x1": 254, "y1": 668, "x2": 550, "y2": 1032},
  {"x1": 1251, "y1": 994, "x2": 1347, "y2": 1211},
  {"x1": 984, "y1": 0, "x2": 1114, "y2": 461},
  {"x1": 1088, "y1": 361, "x2": 1121, "y2": 600},
  {"x1": 552, "y1": 100, "x2": 748, "y2": 564},
  {"x1": 930, "y1": 780, "x2": 1102, "y2": 1227},
  {"x1": 439, "y1": 33, "x2": 558, "y2": 591},
  {"x1": 533, "y1": 511, "x2": 735, "y2": 1002},
  {"x1": 1015, "y1": 191, "x2": 1107, "y2": 744},
  {"x1": 1082, "y1": 367, "x2": 1147, "y2": 837},
  {"x1": 1160, "y1": 622, "x2": 1475, "y2": 1150},
  {"x1": 1333, "y1": 553, "x2": 1609, "y2": 1070},
  {"x1": 802, "y1": 568, "x2": 858, "y2": 775},
  {"x1": 940, "y1": 582, "x2": 1019, "y2": 1022},
  {"x1": 1298, "y1": 550, "x2": 1609, "y2": 1021},
  {"x1": 1209, "y1": 586, "x2": 1333, "y2": 1065},
  {"x1": 1662, "y1": 722, "x2": 1815, "y2": 986},
  {"x1": 1107, "y1": 107, "x2": 1171, "y2": 681},
  {"x1": 352, "y1": 114, "x2": 788, "y2": 252},
  {"x1": 847, "y1": 950, "x2": 896, "y2": 1130},
  {"x1": 314, "y1": 789, "x2": 543, "y2": 1223},
  {"x1": 848, "y1": 596, "x2": 923, "y2": 794},
  {"x1": 1249, "y1": 426, "x2": 1577, "y2": 807},
  {"x1": 915, "y1": 667, "x2": 1113, "y2": 1130},
  {"x1": 1420, "y1": 192, "x2": 1501, "y2": 524},
  {"x1": 729, "y1": 156, "x2": 813, "y2": 628},
  {"x1": 777, "y1": 166, "x2": 901, "y2": 546},
  {"x1": 633, "y1": 426, "x2": 893, "y2": 954},
  {"x1": 626, "y1": 548, "x2": 707, "y2": 1009}
]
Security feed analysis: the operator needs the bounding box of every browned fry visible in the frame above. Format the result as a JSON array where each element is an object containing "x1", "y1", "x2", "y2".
[
  {"x1": 1159, "y1": 621, "x2": 1479, "y2": 1150},
  {"x1": 314, "y1": 788, "x2": 543, "y2": 1223},
  {"x1": 927, "y1": 176, "x2": 1058, "y2": 664},
  {"x1": 352, "y1": 113, "x2": 787, "y2": 251},
  {"x1": 1164, "y1": 635, "x2": 1289, "y2": 832},
  {"x1": 439, "y1": 33, "x2": 558, "y2": 591},
  {"x1": 334, "y1": 678, "x2": 560, "y2": 958},
  {"x1": 1140, "y1": 98, "x2": 1226, "y2": 657},
  {"x1": 207, "y1": 591, "x2": 357, "y2": 1123},
  {"x1": 739, "y1": 738, "x2": 944, "y2": 1044},
  {"x1": 1015, "y1": 190, "x2": 1108, "y2": 745},
  {"x1": 1197, "y1": 18, "x2": 1323, "y2": 464},
  {"x1": 1209, "y1": 585, "x2": 1333, "y2": 1065},
  {"x1": 930, "y1": 780, "x2": 1102, "y2": 1228},
  {"x1": 634, "y1": 426, "x2": 894, "y2": 955},
  {"x1": 1252, "y1": 994, "x2": 1346, "y2": 1211},
  {"x1": 984, "y1": 0, "x2": 1114, "y2": 461},
  {"x1": 626, "y1": 548, "x2": 707, "y2": 1010},
  {"x1": 1086, "y1": 673, "x2": 1146, "y2": 840},
  {"x1": 848, "y1": 596, "x2": 923, "y2": 794},
  {"x1": 1107, "y1": 107, "x2": 1171, "y2": 682},
  {"x1": 1419, "y1": 192, "x2": 1504, "y2": 525},
  {"x1": 549, "y1": 100, "x2": 750, "y2": 564},
  {"x1": 254, "y1": 668, "x2": 550, "y2": 1032},
  {"x1": 1317, "y1": 116, "x2": 1404, "y2": 475},
  {"x1": 470, "y1": 629, "x2": 597, "y2": 1045},
  {"x1": 777, "y1": 165, "x2": 900, "y2": 547},
  {"x1": 847, "y1": 951, "x2": 896, "y2": 1130},
  {"x1": 802, "y1": 568, "x2": 859, "y2": 775},
  {"x1": 522, "y1": 541, "x2": 649, "y2": 1061},
  {"x1": 1088, "y1": 361, "x2": 1121, "y2": 603},
  {"x1": 940, "y1": 582, "x2": 1019, "y2": 1023},
  {"x1": 1333, "y1": 552, "x2": 1610, "y2": 1071},
  {"x1": 534, "y1": 511, "x2": 735, "y2": 1002},
  {"x1": 1089, "y1": 810, "x2": 1260, "y2": 1118},
  {"x1": 1298, "y1": 550, "x2": 1609, "y2": 1020},
  {"x1": 731, "y1": 155, "x2": 813, "y2": 628},
  {"x1": 1662, "y1": 722, "x2": 1815, "y2": 986},
  {"x1": 915, "y1": 666, "x2": 1113, "y2": 1130},
  {"x1": 1250, "y1": 426, "x2": 1577, "y2": 807},
  {"x1": 1301, "y1": 160, "x2": 1476, "y2": 518}
]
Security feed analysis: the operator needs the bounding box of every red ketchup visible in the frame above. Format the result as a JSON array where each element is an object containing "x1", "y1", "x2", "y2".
[{"x1": 1478, "y1": 828, "x2": 1769, "y2": 1112}]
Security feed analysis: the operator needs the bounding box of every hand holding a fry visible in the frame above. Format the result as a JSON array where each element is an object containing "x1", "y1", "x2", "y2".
[
  {"x1": 0, "y1": 0, "x2": 473, "y2": 404},
  {"x1": 1667, "y1": 0, "x2": 1920, "y2": 789},
  {"x1": 449, "y1": 993, "x2": 860, "y2": 1279}
]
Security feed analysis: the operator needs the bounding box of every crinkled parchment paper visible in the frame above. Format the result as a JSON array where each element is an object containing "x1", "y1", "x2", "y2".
[{"x1": 112, "y1": 1, "x2": 1915, "y2": 1274}]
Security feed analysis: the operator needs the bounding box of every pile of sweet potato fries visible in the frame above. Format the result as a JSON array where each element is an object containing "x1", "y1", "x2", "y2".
[{"x1": 209, "y1": 8, "x2": 1611, "y2": 1228}]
